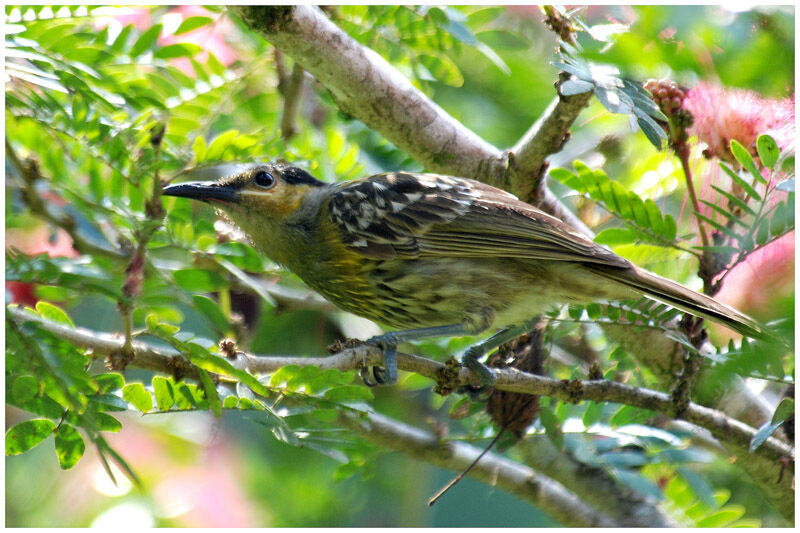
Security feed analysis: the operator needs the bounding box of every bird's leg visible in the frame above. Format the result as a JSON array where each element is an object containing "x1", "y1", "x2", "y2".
[
  {"x1": 363, "y1": 324, "x2": 477, "y2": 386},
  {"x1": 461, "y1": 318, "x2": 540, "y2": 395}
]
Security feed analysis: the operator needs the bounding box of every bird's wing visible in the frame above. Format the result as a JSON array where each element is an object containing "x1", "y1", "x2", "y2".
[{"x1": 328, "y1": 172, "x2": 629, "y2": 267}]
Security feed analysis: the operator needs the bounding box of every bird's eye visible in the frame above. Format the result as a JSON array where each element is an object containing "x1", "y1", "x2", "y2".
[{"x1": 253, "y1": 170, "x2": 275, "y2": 189}]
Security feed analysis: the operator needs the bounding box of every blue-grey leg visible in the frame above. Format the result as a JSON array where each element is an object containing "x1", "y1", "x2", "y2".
[
  {"x1": 462, "y1": 319, "x2": 541, "y2": 389},
  {"x1": 363, "y1": 324, "x2": 478, "y2": 386}
]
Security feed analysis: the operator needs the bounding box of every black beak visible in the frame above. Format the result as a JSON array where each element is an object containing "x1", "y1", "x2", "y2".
[{"x1": 162, "y1": 181, "x2": 239, "y2": 203}]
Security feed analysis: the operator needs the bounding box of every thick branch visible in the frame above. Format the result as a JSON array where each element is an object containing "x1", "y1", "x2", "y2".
[{"x1": 509, "y1": 90, "x2": 594, "y2": 202}]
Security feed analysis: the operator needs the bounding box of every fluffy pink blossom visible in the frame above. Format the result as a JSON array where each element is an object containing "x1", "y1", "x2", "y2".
[
  {"x1": 714, "y1": 231, "x2": 794, "y2": 320},
  {"x1": 683, "y1": 82, "x2": 794, "y2": 164},
  {"x1": 158, "y1": 6, "x2": 237, "y2": 77}
]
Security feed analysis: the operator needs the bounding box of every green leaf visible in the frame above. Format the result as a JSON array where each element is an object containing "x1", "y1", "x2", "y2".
[
  {"x1": 333, "y1": 461, "x2": 360, "y2": 481},
  {"x1": 11, "y1": 375, "x2": 39, "y2": 404},
  {"x1": 54, "y1": 424, "x2": 85, "y2": 469},
  {"x1": 582, "y1": 401, "x2": 604, "y2": 428},
  {"x1": 95, "y1": 412, "x2": 122, "y2": 432},
  {"x1": 538, "y1": 404, "x2": 564, "y2": 449},
  {"x1": 610, "y1": 405, "x2": 655, "y2": 427},
  {"x1": 122, "y1": 383, "x2": 153, "y2": 413},
  {"x1": 771, "y1": 397, "x2": 794, "y2": 424},
  {"x1": 130, "y1": 24, "x2": 163, "y2": 57},
  {"x1": 699, "y1": 200, "x2": 748, "y2": 228},
  {"x1": 709, "y1": 185, "x2": 757, "y2": 216},
  {"x1": 173, "y1": 268, "x2": 228, "y2": 292},
  {"x1": 719, "y1": 161, "x2": 761, "y2": 202},
  {"x1": 636, "y1": 112, "x2": 668, "y2": 151},
  {"x1": 313, "y1": 408, "x2": 339, "y2": 423},
  {"x1": 192, "y1": 295, "x2": 230, "y2": 332},
  {"x1": 695, "y1": 507, "x2": 746, "y2": 527},
  {"x1": 418, "y1": 54, "x2": 463, "y2": 87},
  {"x1": 6, "y1": 419, "x2": 55, "y2": 455},
  {"x1": 204, "y1": 129, "x2": 239, "y2": 162},
  {"x1": 594, "y1": 227, "x2": 637, "y2": 245},
  {"x1": 212, "y1": 242, "x2": 264, "y2": 272},
  {"x1": 749, "y1": 420, "x2": 783, "y2": 452},
  {"x1": 730, "y1": 140, "x2": 766, "y2": 184},
  {"x1": 174, "y1": 16, "x2": 213, "y2": 35},
  {"x1": 467, "y1": 6, "x2": 505, "y2": 27},
  {"x1": 94, "y1": 373, "x2": 124, "y2": 394},
  {"x1": 191, "y1": 135, "x2": 207, "y2": 162},
  {"x1": 173, "y1": 383, "x2": 197, "y2": 409},
  {"x1": 612, "y1": 468, "x2": 663, "y2": 500},
  {"x1": 152, "y1": 376, "x2": 175, "y2": 411},
  {"x1": 560, "y1": 79, "x2": 594, "y2": 96},
  {"x1": 599, "y1": 451, "x2": 650, "y2": 467},
  {"x1": 35, "y1": 301, "x2": 74, "y2": 327},
  {"x1": 324, "y1": 385, "x2": 374, "y2": 403},
  {"x1": 91, "y1": 393, "x2": 128, "y2": 412},
  {"x1": 198, "y1": 369, "x2": 222, "y2": 417},
  {"x1": 222, "y1": 395, "x2": 239, "y2": 409},
  {"x1": 154, "y1": 43, "x2": 203, "y2": 60},
  {"x1": 694, "y1": 213, "x2": 741, "y2": 242},
  {"x1": 756, "y1": 134, "x2": 780, "y2": 169}
]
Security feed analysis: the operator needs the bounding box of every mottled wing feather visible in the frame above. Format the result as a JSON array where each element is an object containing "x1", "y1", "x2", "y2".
[{"x1": 328, "y1": 172, "x2": 629, "y2": 268}]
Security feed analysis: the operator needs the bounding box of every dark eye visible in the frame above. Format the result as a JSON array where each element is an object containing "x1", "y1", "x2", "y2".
[{"x1": 253, "y1": 170, "x2": 275, "y2": 188}]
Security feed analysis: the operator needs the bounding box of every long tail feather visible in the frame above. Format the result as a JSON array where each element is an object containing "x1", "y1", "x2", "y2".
[{"x1": 596, "y1": 265, "x2": 767, "y2": 340}]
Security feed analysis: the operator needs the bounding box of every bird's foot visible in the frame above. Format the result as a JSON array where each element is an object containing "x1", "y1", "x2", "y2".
[
  {"x1": 458, "y1": 346, "x2": 496, "y2": 400},
  {"x1": 360, "y1": 333, "x2": 399, "y2": 386}
]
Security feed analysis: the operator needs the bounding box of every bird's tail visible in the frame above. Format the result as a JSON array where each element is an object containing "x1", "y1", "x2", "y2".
[{"x1": 595, "y1": 264, "x2": 768, "y2": 341}]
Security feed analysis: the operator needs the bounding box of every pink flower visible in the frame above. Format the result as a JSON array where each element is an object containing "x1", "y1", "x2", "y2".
[
  {"x1": 715, "y1": 231, "x2": 794, "y2": 319},
  {"x1": 158, "y1": 6, "x2": 237, "y2": 77},
  {"x1": 683, "y1": 82, "x2": 794, "y2": 164}
]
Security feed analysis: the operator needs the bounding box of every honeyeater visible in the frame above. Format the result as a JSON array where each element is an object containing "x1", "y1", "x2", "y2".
[{"x1": 162, "y1": 163, "x2": 766, "y2": 386}]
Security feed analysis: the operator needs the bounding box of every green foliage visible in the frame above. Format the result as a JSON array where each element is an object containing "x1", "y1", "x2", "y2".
[
  {"x1": 334, "y1": 6, "x2": 527, "y2": 92},
  {"x1": 546, "y1": 9, "x2": 669, "y2": 150},
  {"x1": 694, "y1": 136, "x2": 795, "y2": 276},
  {"x1": 663, "y1": 475, "x2": 759, "y2": 527},
  {"x1": 4, "y1": 5, "x2": 793, "y2": 527},
  {"x1": 550, "y1": 161, "x2": 679, "y2": 247}
]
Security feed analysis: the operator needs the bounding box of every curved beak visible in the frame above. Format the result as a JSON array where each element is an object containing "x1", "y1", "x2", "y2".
[{"x1": 162, "y1": 181, "x2": 239, "y2": 203}]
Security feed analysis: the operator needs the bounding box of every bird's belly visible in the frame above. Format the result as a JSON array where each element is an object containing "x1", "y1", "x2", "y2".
[
  {"x1": 357, "y1": 257, "x2": 575, "y2": 330},
  {"x1": 306, "y1": 256, "x2": 630, "y2": 331}
]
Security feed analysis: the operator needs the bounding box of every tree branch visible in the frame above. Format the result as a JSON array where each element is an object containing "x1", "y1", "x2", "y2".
[
  {"x1": 9, "y1": 306, "x2": 792, "y2": 464},
  {"x1": 335, "y1": 409, "x2": 616, "y2": 527}
]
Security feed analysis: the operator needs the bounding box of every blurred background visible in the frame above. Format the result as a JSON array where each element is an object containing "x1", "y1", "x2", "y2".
[{"x1": 5, "y1": 5, "x2": 794, "y2": 527}]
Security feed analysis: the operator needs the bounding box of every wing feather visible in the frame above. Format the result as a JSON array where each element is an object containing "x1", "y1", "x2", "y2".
[{"x1": 328, "y1": 172, "x2": 629, "y2": 268}]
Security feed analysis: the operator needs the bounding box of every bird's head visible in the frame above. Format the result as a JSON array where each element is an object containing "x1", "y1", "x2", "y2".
[{"x1": 162, "y1": 163, "x2": 327, "y2": 225}]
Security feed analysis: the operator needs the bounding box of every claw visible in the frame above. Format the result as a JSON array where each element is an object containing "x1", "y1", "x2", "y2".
[
  {"x1": 463, "y1": 346, "x2": 497, "y2": 388},
  {"x1": 357, "y1": 337, "x2": 399, "y2": 386},
  {"x1": 360, "y1": 366, "x2": 378, "y2": 387}
]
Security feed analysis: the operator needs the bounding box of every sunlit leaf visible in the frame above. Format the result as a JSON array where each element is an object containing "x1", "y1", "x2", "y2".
[{"x1": 6, "y1": 419, "x2": 55, "y2": 455}]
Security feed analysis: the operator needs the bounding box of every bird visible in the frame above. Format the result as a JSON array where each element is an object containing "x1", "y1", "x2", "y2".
[{"x1": 162, "y1": 162, "x2": 767, "y2": 387}]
